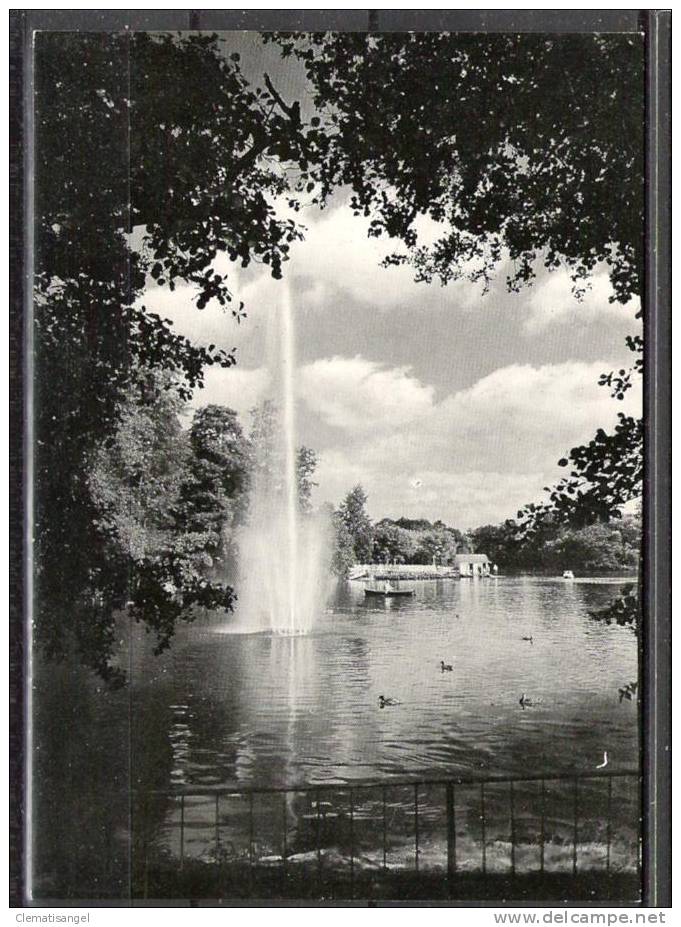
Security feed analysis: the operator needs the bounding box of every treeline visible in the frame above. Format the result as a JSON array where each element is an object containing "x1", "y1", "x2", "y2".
[
  {"x1": 330, "y1": 485, "x2": 464, "y2": 573},
  {"x1": 469, "y1": 518, "x2": 641, "y2": 574},
  {"x1": 329, "y1": 485, "x2": 641, "y2": 576},
  {"x1": 373, "y1": 519, "x2": 464, "y2": 566}
]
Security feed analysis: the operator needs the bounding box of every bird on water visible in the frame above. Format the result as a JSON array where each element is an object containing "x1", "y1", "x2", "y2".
[{"x1": 378, "y1": 695, "x2": 399, "y2": 708}]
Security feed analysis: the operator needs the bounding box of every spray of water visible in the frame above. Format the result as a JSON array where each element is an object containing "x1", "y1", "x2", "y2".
[{"x1": 235, "y1": 282, "x2": 330, "y2": 634}]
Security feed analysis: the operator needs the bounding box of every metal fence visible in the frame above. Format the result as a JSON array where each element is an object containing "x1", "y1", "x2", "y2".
[{"x1": 141, "y1": 768, "x2": 640, "y2": 898}]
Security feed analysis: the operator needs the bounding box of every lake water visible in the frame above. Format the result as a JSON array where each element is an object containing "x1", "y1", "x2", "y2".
[
  {"x1": 32, "y1": 575, "x2": 640, "y2": 898},
  {"x1": 152, "y1": 575, "x2": 639, "y2": 787}
]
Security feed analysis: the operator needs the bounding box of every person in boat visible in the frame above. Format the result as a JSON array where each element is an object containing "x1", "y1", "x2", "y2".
[{"x1": 383, "y1": 580, "x2": 393, "y2": 593}]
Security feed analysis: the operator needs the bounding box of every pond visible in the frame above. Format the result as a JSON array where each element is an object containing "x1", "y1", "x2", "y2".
[{"x1": 31, "y1": 576, "x2": 640, "y2": 899}]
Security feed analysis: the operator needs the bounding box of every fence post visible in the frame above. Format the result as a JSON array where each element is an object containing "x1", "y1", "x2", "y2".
[
  {"x1": 349, "y1": 788, "x2": 355, "y2": 898},
  {"x1": 540, "y1": 779, "x2": 546, "y2": 873},
  {"x1": 249, "y1": 792, "x2": 254, "y2": 893},
  {"x1": 446, "y1": 783, "x2": 456, "y2": 897},
  {"x1": 382, "y1": 786, "x2": 387, "y2": 870},
  {"x1": 572, "y1": 777, "x2": 579, "y2": 877},
  {"x1": 480, "y1": 783, "x2": 487, "y2": 876},
  {"x1": 179, "y1": 795, "x2": 185, "y2": 871},
  {"x1": 316, "y1": 787, "x2": 322, "y2": 884},
  {"x1": 214, "y1": 794, "x2": 220, "y2": 860},
  {"x1": 606, "y1": 776, "x2": 612, "y2": 877},
  {"x1": 509, "y1": 781, "x2": 516, "y2": 877},
  {"x1": 282, "y1": 794, "x2": 288, "y2": 879},
  {"x1": 414, "y1": 783, "x2": 419, "y2": 873}
]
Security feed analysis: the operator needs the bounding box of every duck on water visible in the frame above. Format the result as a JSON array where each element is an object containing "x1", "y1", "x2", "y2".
[{"x1": 378, "y1": 695, "x2": 399, "y2": 708}]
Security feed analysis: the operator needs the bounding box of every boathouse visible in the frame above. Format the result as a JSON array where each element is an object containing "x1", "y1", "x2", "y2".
[{"x1": 455, "y1": 553, "x2": 491, "y2": 577}]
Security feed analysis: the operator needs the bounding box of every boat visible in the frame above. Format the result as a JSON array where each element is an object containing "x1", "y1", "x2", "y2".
[
  {"x1": 364, "y1": 587, "x2": 415, "y2": 598},
  {"x1": 562, "y1": 570, "x2": 575, "y2": 579}
]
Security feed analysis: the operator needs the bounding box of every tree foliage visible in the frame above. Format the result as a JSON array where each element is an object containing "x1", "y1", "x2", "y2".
[
  {"x1": 177, "y1": 405, "x2": 251, "y2": 573},
  {"x1": 338, "y1": 485, "x2": 374, "y2": 563},
  {"x1": 247, "y1": 401, "x2": 319, "y2": 516},
  {"x1": 33, "y1": 30, "x2": 320, "y2": 678},
  {"x1": 271, "y1": 31, "x2": 644, "y2": 539},
  {"x1": 372, "y1": 518, "x2": 462, "y2": 565},
  {"x1": 469, "y1": 515, "x2": 641, "y2": 575},
  {"x1": 85, "y1": 383, "x2": 236, "y2": 682},
  {"x1": 272, "y1": 32, "x2": 643, "y2": 303},
  {"x1": 297, "y1": 446, "x2": 319, "y2": 514}
]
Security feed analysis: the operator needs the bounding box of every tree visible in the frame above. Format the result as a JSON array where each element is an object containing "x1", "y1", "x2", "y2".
[
  {"x1": 88, "y1": 378, "x2": 189, "y2": 564},
  {"x1": 86, "y1": 380, "x2": 235, "y2": 681},
  {"x1": 321, "y1": 504, "x2": 356, "y2": 578},
  {"x1": 393, "y1": 517, "x2": 433, "y2": 532},
  {"x1": 33, "y1": 31, "x2": 319, "y2": 678},
  {"x1": 469, "y1": 522, "x2": 520, "y2": 571},
  {"x1": 541, "y1": 524, "x2": 638, "y2": 573},
  {"x1": 338, "y1": 485, "x2": 374, "y2": 563},
  {"x1": 272, "y1": 32, "x2": 644, "y2": 521},
  {"x1": 297, "y1": 446, "x2": 319, "y2": 514},
  {"x1": 372, "y1": 522, "x2": 418, "y2": 564},
  {"x1": 177, "y1": 405, "x2": 251, "y2": 574},
  {"x1": 468, "y1": 512, "x2": 641, "y2": 575},
  {"x1": 412, "y1": 528, "x2": 459, "y2": 566},
  {"x1": 275, "y1": 32, "x2": 642, "y2": 303}
]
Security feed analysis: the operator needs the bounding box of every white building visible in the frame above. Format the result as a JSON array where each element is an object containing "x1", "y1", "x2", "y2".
[{"x1": 455, "y1": 553, "x2": 491, "y2": 577}]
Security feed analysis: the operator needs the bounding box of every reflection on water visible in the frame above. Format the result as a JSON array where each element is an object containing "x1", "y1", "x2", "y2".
[
  {"x1": 148, "y1": 577, "x2": 637, "y2": 788},
  {"x1": 32, "y1": 576, "x2": 639, "y2": 897}
]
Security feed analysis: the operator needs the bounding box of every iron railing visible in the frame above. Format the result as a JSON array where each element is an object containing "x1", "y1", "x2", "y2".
[{"x1": 140, "y1": 768, "x2": 640, "y2": 898}]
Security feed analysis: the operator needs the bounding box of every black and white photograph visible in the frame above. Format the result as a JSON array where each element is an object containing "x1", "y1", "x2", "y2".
[{"x1": 11, "y1": 13, "x2": 670, "y2": 908}]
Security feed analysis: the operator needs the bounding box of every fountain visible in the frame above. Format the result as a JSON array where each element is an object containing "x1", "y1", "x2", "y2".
[{"x1": 234, "y1": 281, "x2": 330, "y2": 634}]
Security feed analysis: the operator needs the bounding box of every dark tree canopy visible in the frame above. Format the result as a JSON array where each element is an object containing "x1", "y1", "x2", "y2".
[
  {"x1": 32, "y1": 31, "x2": 316, "y2": 678},
  {"x1": 272, "y1": 31, "x2": 645, "y2": 540},
  {"x1": 272, "y1": 32, "x2": 644, "y2": 304},
  {"x1": 32, "y1": 29, "x2": 646, "y2": 678},
  {"x1": 177, "y1": 405, "x2": 251, "y2": 572}
]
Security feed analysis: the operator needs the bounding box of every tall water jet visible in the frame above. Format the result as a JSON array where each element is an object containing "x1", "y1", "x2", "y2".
[
  {"x1": 281, "y1": 283, "x2": 299, "y2": 633},
  {"x1": 235, "y1": 281, "x2": 330, "y2": 634}
]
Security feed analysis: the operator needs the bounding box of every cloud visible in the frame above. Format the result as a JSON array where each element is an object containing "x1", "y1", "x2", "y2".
[
  {"x1": 134, "y1": 196, "x2": 642, "y2": 528},
  {"x1": 189, "y1": 365, "x2": 269, "y2": 419},
  {"x1": 136, "y1": 202, "x2": 639, "y2": 395},
  {"x1": 138, "y1": 201, "x2": 484, "y2": 339},
  {"x1": 523, "y1": 267, "x2": 641, "y2": 334},
  {"x1": 315, "y1": 455, "x2": 557, "y2": 529},
  {"x1": 306, "y1": 357, "x2": 641, "y2": 526},
  {"x1": 299, "y1": 355, "x2": 435, "y2": 431},
  {"x1": 434, "y1": 360, "x2": 636, "y2": 472}
]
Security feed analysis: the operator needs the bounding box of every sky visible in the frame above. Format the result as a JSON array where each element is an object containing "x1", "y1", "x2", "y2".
[{"x1": 137, "y1": 33, "x2": 642, "y2": 530}]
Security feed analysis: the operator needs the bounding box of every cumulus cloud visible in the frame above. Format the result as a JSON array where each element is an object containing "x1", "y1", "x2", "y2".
[
  {"x1": 179, "y1": 352, "x2": 640, "y2": 527},
  {"x1": 523, "y1": 266, "x2": 641, "y2": 334},
  {"x1": 435, "y1": 361, "x2": 637, "y2": 472},
  {"x1": 189, "y1": 365, "x2": 269, "y2": 419},
  {"x1": 139, "y1": 202, "x2": 483, "y2": 339},
  {"x1": 134, "y1": 197, "x2": 641, "y2": 528},
  {"x1": 137, "y1": 204, "x2": 638, "y2": 385},
  {"x1": 305, "y1": 356, "x2": 641, "y2": 526},
  {"x1": 299, "y1": 356, "x2": 435, "y2": 432}
]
